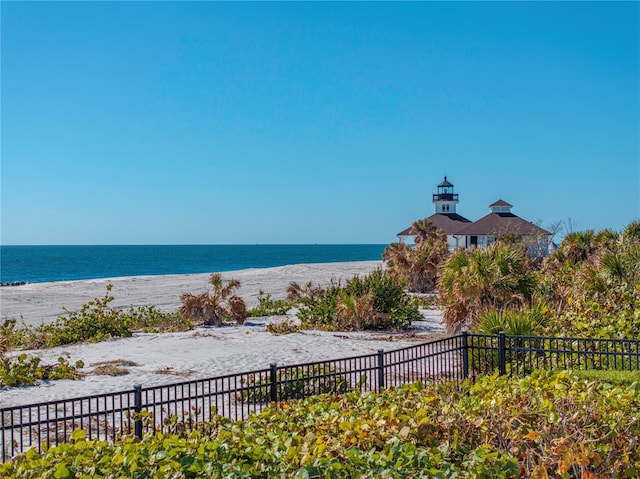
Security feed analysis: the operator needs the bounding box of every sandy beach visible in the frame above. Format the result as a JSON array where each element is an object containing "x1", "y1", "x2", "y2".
[{"x1": 0, "y1": 261, "x2": 445, "y2": 407}]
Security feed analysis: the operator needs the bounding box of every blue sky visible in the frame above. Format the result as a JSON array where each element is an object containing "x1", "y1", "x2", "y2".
[{"x1": 2, "y1": 1, "x2": 638, "y2": 245}]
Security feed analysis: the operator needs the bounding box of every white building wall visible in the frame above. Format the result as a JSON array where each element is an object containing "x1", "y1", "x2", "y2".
[{"x1": 434, "y1": 202, "x2": 457, "y2": 214}]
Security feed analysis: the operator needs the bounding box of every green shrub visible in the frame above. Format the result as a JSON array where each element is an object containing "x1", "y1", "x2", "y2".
[
  {"x1": 297, "y1": 270, "x2": 420, "y2": 331},
  {"x1": 296, "y1": 285, "x2": 341, "y2": 330},
  {"x1": 0, "y1": 319, "x2": 29, "y2": 351},
  {"x1": 5, "y1": 371, "x2": 638, "y2": 478},
  {"x1": 128, "y1": 305, "x2": 193, "y2": 333},
  {"x1": 247, "y1": 290, "x2": 294, "y2": 317},
  {"x1": 9, "y1": 285, "x2": 192, "y2": 350},
  {"x1": 541, "y1": 293, "x2": 640, "y2": 340},
  {"x1": 0, "y1": 353, "x2": 84, "y2": 388},
  {"x1": 474, "y1": 304, "x2": 548, "y2": 337}
]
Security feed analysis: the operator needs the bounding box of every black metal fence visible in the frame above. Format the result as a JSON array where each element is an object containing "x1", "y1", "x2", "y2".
[
  {"x1": 2, "y1": 332, "x2": 639, "y2": 462},
  {"x1": 465, "y1": 332, "x2": 640, "y2": 377}
]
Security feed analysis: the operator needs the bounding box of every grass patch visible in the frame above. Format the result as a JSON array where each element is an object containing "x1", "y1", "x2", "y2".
[{"x1": 572, "y1": 368, "x2": 640, "y2": 386}]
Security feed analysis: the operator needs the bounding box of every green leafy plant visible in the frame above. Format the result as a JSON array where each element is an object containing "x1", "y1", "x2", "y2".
[
  {"x1": 129, "y1": 306, "x2": 193, "y2": 333},
  {"x1": 7, "y1": 287, "x2": 190, "y2": 350},
  {"x1": 16, "y1": 285, "x2": 193, "y2": 349},
  {"x1": 0, "y1": 287, "x2": 192, "y2": 388},
  {"x1": 0, "y1": 353, "x2": 84, "y2": 388},
  {"x1": 439, "y1": 243, "x2": 537, "y2": 332},
  {"x1": 4, "y1": 371, "x2": 638, "y2": 478},
  {"x1": 247, "y1": 290, "x2": 294, "y2": 317},
  {"x1": 297, "y1": 269, "x2": 421, "y2": 331}
]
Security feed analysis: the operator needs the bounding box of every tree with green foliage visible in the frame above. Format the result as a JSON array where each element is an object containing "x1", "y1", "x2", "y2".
[
  {"x1": 537, "y1": 220, "x2": 640, "y2": 338},
  {"x1": 439, "y1": 243, "x2": 536, "y2": 332},
  {"x1": 383, "y1": 218, "x2": 449, "y2": 292}
]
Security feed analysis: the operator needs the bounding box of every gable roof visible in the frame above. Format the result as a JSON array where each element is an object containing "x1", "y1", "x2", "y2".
[
  {"x1": 397, "y1": 213, "x2": 472, "y2": 237},
  {"x1": 455, "y1": 212, "x2": 550, "y2": 236},
  {"x1": 489, "y1": 199, "x2": 513, "y2": 208}
]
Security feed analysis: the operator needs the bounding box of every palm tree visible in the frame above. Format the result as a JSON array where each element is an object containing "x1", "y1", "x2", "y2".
[
  {"x1": 622, "y1": 220, "x2": 640, "y2": 242},
  {"x1": 411, "y1": 218, "x2": 440, "y2": 244},
  {"x1": 286, "y1": 281, "x2": 325, "y2": 301},
  {"x1": 382, "y1": 242, "x2": 413, "y2": 281},
  {"x1": 556, "y1": 230, "x2": 598, "y2": 264},
  {"x1": 335, "y1": 291, "x2": 375, "y2": 330},
  {"x1": 439, "y1": 243, "x2": 536, "y2": 332},
  {"x1": 593, "y1": 228, "x2": 619, "y2": 250},
  {"x1": 592, "y1": 232, "x2": 640, "y2": 299},
  {"x1": 383, "y1": 219, "x2": 449, "y2": 293},
  {"x1": 180, "y1": 273, "x2": 247, "y2": 326}
]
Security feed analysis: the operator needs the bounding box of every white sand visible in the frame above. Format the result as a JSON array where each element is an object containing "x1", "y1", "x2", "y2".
[
  {"x1": 0, "y1": 261, "x2": 445, "y2": 407},
  {"x1": 1, "y1": 261, "x2": 386, "y2": 327}
]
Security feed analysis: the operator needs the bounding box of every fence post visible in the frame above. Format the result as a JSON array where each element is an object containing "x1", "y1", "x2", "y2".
[
  {"x1": 270, "y1": 363, "x2": 278, "y2": 403},
  {"x1": 377, "y1": 349, "x2": 385, "y2": 392},
  {"x1": 133, "y1": 384, "x2": 142, "y2": 439},
  {"x1": 461, "y1": 331, "x2": 469, "y2": 379},
  {"x1": 498, "y1": 331, "x2": 507, "y2": 375}
]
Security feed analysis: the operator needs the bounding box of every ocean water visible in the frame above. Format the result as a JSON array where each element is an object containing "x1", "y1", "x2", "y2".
[{"x1": 0, "y1": 245, "x2": 387, "y2": 284}]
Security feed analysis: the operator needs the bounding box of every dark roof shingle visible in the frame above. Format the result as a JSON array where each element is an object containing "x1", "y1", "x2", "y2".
[
  {"x1": 489, "y1": 199, "x2": 513, "y2": 208},
  {"x1": 455, "y1": 212, "x2": 550, "y2": 236},
  {"x1": 397, "y1": 213, "x2": 472, "y2": 236}
]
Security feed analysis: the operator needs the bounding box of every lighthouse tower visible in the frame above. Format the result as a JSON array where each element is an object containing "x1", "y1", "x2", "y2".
[
  {"x1": 396, "y1": 175, "x2": 471, "y2": 246},
  {"x1": 432, "y1": 176, "x2": 458, "y2": 214}
]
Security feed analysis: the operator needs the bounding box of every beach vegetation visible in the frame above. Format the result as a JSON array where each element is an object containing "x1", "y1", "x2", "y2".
[
  {"x1": 265, "y1": 318, "x2": 301, "y2": 335},
  {"x1": 10, "y1": 285, "x2": 193, "y2": 349},
  {"x1": 0, "y1": 352, "x2": 84, "y2": 388},
  {"x1": 383, "y1": 218, "x2": 449, "y2": 293},
  {"x1": 152, "y1": 366, "x2": 194, "y2": 377},
  {"x1": 87, "y1": 360, "x2": 140, "y2": 378},
  {"x1": 571, "y1": 368, "x2": 640, "y2": 387},
  {"x1": 438, "y1": 243, "x2": 536, "y2": 332},
  {"x1": 335, "y1": 291, "x2": 375, "y2": 330},
  {"x1": 441, "y1": 220, "x2": 640, "y2": 346},
  {"x1": 128, "y1": 306, "x2": 193, "y2": 333},
  {"x1": 474, "y1": 304, "x2": 548, "y2": 337},
  {"x1": 534, "y1": 220, "x2": 640, "y2": 339},
  {"x1": 247, "y1": 290, "x2": 294, "y2": 317},
  {"x1": 91, "y1": 363, "x2": 130, "y2": 376},
  {"x1": 180, "y1": 273, "x2": 247, "y2": 327},
  {"x1": 3, "y1": 370, "x2": 639, "y2": 478},
  {"x1": 286, "y1": 280, "x2": 327, "y2": 301},
  {"x1": 0, "y1": 287, "x2": 191, "y2": 387},
  {"x1": 297, "y1": 269, "x2": 421, "y2": 331},
  {"x1": 412, "y1": 292, "x2": 442, "y2": 309}
]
